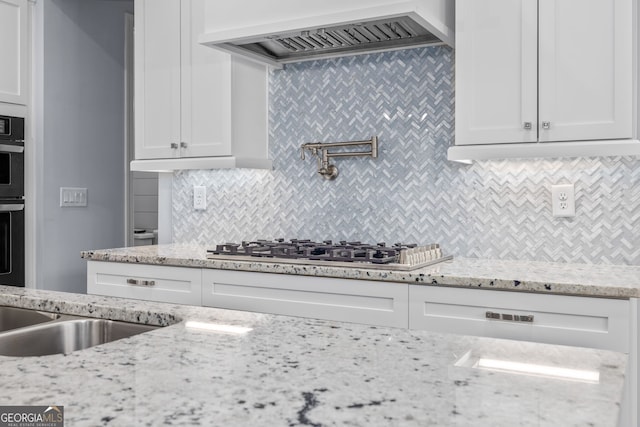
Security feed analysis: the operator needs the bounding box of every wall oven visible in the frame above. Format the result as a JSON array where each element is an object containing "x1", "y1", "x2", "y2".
[
  {"x1": 0, "y1": 200, "x2": 24, "y2": 286},
  {"x1": 0, "y1": 115, "x2": 24, "y2": 199},
  {"x1": 0, "y1": 115, "x2": 25, "y2": 287}
]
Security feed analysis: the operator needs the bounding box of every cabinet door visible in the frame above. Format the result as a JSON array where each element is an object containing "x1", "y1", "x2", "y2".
[
  {"x1": 455, "y1": 0, "x2": 538, "y2": 145},
  {"x1": 538, "y1": 0, "x2": 632, "y2": 142},
  {"x1": 134, "y1": 0, "x2": 182, "y2": 160},
  {"x1": 180, "y1": 0, "x2": 232, "y2": 158},
  {"x1": 202, "y1": 269, "x2": 409, "y2": 328},
  {"x1": 0, "y1": 0, "x2": 27, "y2": 105}
]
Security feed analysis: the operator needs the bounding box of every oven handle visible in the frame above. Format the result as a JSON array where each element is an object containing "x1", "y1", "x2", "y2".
[
  {"x1": 0, "y1": 144, "x2": 24, "y2": 153},
  {"x1": 0, "y1": 204, "x2": 24, "y2": 212}
]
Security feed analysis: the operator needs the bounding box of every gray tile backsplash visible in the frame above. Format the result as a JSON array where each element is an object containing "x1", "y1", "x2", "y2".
[{"x1": 173, "y1": 46, "x2": 640, "y2": 265}]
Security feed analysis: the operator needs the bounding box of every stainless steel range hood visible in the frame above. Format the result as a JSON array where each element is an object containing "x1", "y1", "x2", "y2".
[{"x1": 199, "y1": 2, "x2": 454, "y2": 68}]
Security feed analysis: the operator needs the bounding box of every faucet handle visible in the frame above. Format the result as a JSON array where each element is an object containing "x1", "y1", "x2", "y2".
[{"x1": 301, "y1": 144, "x2": 320, "y2": 160}]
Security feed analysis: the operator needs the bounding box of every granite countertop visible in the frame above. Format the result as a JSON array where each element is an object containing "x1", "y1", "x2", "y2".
[
  {"x1": 0, "y1": 285, "x2": 627, "y2": 427},
  {"x1": 81, "y1": 244, "x2": 640, "y2": 298}
]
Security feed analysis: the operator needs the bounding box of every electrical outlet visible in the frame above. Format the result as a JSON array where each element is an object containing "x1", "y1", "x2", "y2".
[
  {"x1": 551, "y1": 184, "x2": 575, "y2": 217},
  {"x1": 193, "y1": 186, "x2": 206, "y2": 210}
]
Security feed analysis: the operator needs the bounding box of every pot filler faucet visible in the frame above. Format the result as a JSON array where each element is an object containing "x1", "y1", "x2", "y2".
[{"x1": 300, "y1": 136, "x2": 378, "y2": 180}]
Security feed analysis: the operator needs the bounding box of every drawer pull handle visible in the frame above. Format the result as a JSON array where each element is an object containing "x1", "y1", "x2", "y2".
[
  {"x1": 127, "y1": 279, "x2": 156, "y2": 287},
  {"x1": 486, "y1": 311, "x2": 534, "y2": 323}
]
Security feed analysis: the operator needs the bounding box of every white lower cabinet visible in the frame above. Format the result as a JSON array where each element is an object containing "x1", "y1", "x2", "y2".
[
  {"x1": 86, "y1": 260, "x2": 631, "y2": 352},
  {"x1": 87, "y1": 261, "x2": 202, "y2": 306},
  {"x1": 409, "y1": 285, "x2": 630, "y2": 352},
  {"x1": 85, "y1": 262, "x2": 636, "y2": 425},
  {"x1": 201, "y1": 269, "x2": 409, "y2": 328}
]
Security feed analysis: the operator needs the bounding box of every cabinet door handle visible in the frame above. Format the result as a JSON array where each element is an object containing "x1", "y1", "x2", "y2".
[
  {"x1": 542, "y1": 121, "x2": 551, "y2": 130},
  {"x1": 523, "y1": 122, "x2": 532, "y2": 130},
  {"x1": 486, "y1": 311, "x2": 534, "y2": 323},
  {"x1": 180, "y1": 142, "x2": 188, "y2": 149},
  {"x1": 127, "y1": 278, "x2": 156, "y2": 287},
  {"x1": 486, "y1": 311, "x2": 501, "y2": 320},
  {"x1": 170, "y1": 142, "x2": 179, "y2": 149}
]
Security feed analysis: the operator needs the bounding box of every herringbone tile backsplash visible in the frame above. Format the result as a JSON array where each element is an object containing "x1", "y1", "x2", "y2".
[{"x1": 173, "y1": 46, "x2": 640, "y2": 265}]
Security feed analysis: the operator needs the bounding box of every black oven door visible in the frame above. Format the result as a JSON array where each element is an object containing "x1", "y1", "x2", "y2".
[
  {"x1": 0, "y1": 144, "x2": 24, "y2": 198},
  {"x1": 0, "y1": 200, "x2": 24, "y2": 287}
]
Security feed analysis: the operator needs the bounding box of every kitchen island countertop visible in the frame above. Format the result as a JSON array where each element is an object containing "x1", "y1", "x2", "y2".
[
  {"x1": 0, "y1": 285, "x2": 627, "y2": 426},
  {"x1": 82, "y1": 244, "x2": 640, "y2": 298}
]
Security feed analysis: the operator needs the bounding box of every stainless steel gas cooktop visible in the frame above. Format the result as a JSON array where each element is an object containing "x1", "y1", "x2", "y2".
[{"x1": 207, "y1": 239, "x2": 452, "y2": 271}]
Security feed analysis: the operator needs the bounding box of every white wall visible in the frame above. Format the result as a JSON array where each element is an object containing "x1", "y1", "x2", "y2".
[{"x1": 34, "y1": 0, "x2": 133, "y2": 293}]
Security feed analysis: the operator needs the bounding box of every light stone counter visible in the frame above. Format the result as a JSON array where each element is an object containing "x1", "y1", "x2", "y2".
[
  {"x1": 82, "y1": 244, "x2": 640, "y2": 298},
  {"x1": 0, "y1": 285, "x2": 627, "y2": 427}
]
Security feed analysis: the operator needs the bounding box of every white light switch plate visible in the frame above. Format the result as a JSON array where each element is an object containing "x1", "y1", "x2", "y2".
[
  {"x1": 60, "y1": 187, "x2": 87, "y2": 207},
  {"x1": 193, "y1": 186, "x2": 206, "y2": 210},
  {"x1": 551, "y1": 184, "x2": 575, "y2": 217}
]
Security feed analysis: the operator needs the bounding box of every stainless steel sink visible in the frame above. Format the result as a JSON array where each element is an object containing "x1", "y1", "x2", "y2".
[
  {"x1": 0, "y1": 309, "x2": 160, "y2": 357},
  {"x1": 0, "y1": 306, "x2": 59, "y2": 332}
]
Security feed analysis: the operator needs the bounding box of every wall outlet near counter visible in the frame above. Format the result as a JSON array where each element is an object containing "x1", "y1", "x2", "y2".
[
  {"x1": 193, "y1": 186, "x2": 206, "y2": 210},
  {"x1": 551, "y1": 184, "x2": 575, "y2": 217}
]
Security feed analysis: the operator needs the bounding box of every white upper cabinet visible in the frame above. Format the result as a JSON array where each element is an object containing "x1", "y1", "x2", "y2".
[
  {"x1": 454, "y1": 0, "x2": 633, "y2": 148},
  {"x1": 455, "y1": 0, "x2": 538, "y2": 145},
  {"x1": 0, "y1": 0, "x2": 28, "y2": 105},
  {"x1": 135, "y1": 0, "x2": 182, "y2": 160},
  {"x1": 133, "y1": 0, "x2": 270, "y2": 170},
  {"x1": 180, "y1": 0, "x2": 232, "y2": 158},
  {"x1": 537, "y1": 0, "x2": 632, "y2": 142}
]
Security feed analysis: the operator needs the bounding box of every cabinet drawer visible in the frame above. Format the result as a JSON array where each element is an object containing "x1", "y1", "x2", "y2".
[
  {"x1": 87, "y1": 261, "x2": 202, "y2": 305},
  {"x1": 409, "y1": 285, "x2": 629, "y2": 352},
  {"x1": 202, "y1": 270, "x2": 408, "y2": 328}
]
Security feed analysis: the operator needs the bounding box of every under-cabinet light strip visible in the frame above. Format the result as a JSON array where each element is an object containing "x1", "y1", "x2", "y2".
[
  {"x1": 185, "y1": 321, "x2": 253, "y2": 335},
  {"x1": 476, "y1": 358, "x2": 600, "y2": 383}
]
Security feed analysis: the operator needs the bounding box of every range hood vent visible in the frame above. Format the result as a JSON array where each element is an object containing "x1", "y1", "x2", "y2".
[
  {"x1": 199, "y1": 2, "x2": 454, "y2": 68},
  {"x1": 229, "y1": 17, "x2": 442, "y2": 65}
]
